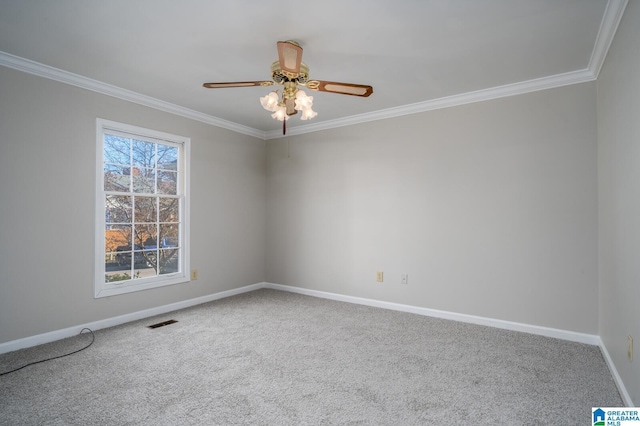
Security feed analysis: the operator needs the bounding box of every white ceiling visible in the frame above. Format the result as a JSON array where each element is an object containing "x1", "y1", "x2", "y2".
[{"x1": 0, "y1": 0, "x2": 627, "y2": 139}]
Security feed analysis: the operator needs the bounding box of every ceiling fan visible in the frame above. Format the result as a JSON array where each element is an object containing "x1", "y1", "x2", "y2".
[{"x1": 203, "y1": 40, "x2": 373, "y2": 134}]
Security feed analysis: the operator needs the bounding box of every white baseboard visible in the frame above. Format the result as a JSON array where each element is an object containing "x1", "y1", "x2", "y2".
[
  {"x1": 1, "y1": 281, "x2": 600, "y2": 353},
  {"x1": 265, "y1": 282, "x2": 636, "y2": 406},
  {"x1": 1, "y1": 280, "x2": 632, "y2": 406},
  {"x1": 264, "y1": 283, "x2": 600, "y2": 345},
  {"x1": 597, "y1": 337, "x2": 634, "y2": 406},
  {"x1": 0, "y1": 282, "x2": 263, "y2": 355}
]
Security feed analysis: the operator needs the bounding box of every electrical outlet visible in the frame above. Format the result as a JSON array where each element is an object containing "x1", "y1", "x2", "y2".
[
  {"x1": 401, "y1": 274, "x2": 408, "y2": 285},
  {"x1": 191, "y1": 269, "x2": 198, "y2": 280},
  {"x1": 376, "y1": 271, "x2": 384, "y2": 282},
  {"x1": 629, "y1": 335, "x2": 633, "y2": 361}
]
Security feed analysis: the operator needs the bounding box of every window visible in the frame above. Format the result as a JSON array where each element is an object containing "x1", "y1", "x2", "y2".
[{"x1": 95, "y1": 119, "x2": 190, "y2": 298}]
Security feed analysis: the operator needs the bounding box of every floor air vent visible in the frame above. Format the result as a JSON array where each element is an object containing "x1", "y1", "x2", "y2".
[{"x1": 147, "y1": 319, "x2": 178, "y2": 329}]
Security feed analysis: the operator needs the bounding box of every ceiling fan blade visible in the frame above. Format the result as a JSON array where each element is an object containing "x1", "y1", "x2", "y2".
[
  {"x1": 308, "y1": 80, "x2": 373, "y2": 97},
  {"x1": 277, "y1": 41, "x2": 303, "y2": 77},
  {"x1": 203, "y1": 81, "x2": 273, "y2": 89}
]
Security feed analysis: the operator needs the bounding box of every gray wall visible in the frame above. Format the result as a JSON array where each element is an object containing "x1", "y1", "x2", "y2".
[
  {"x1": 0, "y1": 66, "x2": 266, "y2": 344},
  {"x1": 266, "y1": 83, "x2": 599, "y2": 334},
  {"x1": 597, "y1": 0, "x2": 640, "y2": 405}
]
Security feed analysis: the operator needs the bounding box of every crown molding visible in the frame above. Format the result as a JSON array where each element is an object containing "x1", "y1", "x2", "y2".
[
  {"x1": 264, "y1": 0, "x2": 628, "y2": 140},
  {"x1": 588, "y1": 0, "x2": 628, "y2": 78},
  {"x1": 0, "y1": 51, "x2": 267, "y2": 140},
  {"x1": 0, "y1": 0, "x2": 627, "y2": 141},
  {"x1": 265, "y1": 68, "x2": 597, "y2": 140}
]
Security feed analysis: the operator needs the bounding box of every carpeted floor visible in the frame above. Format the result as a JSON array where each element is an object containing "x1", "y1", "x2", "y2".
[{"x1": 0, "y1": 289, "x2": 623, "y2": 425}]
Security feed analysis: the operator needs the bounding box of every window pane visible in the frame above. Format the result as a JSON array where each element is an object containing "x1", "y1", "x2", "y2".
[
  {"x1": 159, "y1": 197, "x2": 179, "y2": 222},
  {"x1": 134, "y1": 196, "x2": 156, "y2": 223},
  {"x1": 134, "y1": 263, "x2": 155, "y2": 280},
  {"x1": 105, "y1": 241, "x2": 141, "y2": 283},
  {"x1": 134, "y1": 224, "x2": 158, "y2": 248},
  {"x1": 104, "y1": 164, "x2": 131, "y2": 192},
  {"x1": 138, "y1": 249, "x2": 157, "y2": 274},
  {"x1": 157, "y1": 145, "x2": 178, "y2": 170},
  {"x1": 132, "y1": 139, "x2": 155, "y2": 168},
  {"x1": 159, "y1": 224, "x2": 179, "y2": 247},
  {"x1": 105, "y1": 225, "x2": 131, "y2": 255},
  {"x1": 159, "y1": 249, "x2": 179, "y2": 274},
  {"x1": 105, "y1": 269, "x2": 135, "y2": 283},
  {"x1": 105, "y1": 195, "x2": 132, "y2": 224},
  {"x1": 133, "y1": 168, "x2": 155, "y2": 194},
  {"x1": 104, "y1": 135, "x2": 130, "y2": 165},
  {"x1": 115, "y1": 247, "x2": 134, "y2": 269},
  {"x1": 124, "y1": 249, "x2": 154, "y2": 278},
  {"x1": 158, "y1": 170, "x2": 177, "y2": 195}
]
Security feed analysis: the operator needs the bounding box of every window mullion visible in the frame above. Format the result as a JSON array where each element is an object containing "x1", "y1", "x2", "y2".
[{"x1": 155, "y1": 144, "x2": 160, "y2": 274}]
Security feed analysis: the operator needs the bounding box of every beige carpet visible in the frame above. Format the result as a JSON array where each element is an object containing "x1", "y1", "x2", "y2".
[{"x1": 0, "y1": 289, "x2": 623, "y2": 425}]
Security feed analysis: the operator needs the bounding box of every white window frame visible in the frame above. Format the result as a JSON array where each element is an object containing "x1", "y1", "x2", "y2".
[{"x1": 94, "y1": 118, "x2": 190, "y2": 298}]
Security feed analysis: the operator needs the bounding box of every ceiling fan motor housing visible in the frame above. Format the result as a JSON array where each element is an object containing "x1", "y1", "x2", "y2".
[{"x1": 271, "y1": 60, "x2": 309, "y2": 85}]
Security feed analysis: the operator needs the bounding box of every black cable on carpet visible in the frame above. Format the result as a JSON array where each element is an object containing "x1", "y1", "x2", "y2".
[{"x1": 0, "y1": 328, "x2": 95, "y2": 376}]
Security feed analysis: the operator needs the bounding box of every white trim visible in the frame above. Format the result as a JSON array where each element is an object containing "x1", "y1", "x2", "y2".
[
  {"x1": 0, "y1": 283, "x2": 263, "y2": 355},
  {"x1": 0, "y1": 52, "x2": 266, "y2": 140},
  {"x1": 2, "y1": 280, "x2": 633, "y2": 406},
  {"x1": 588, "y1": 0, "x2": 629, "y2": 78},
  {"x1": 0, "y1": 0, "x2": 627, "y2": 141},
  {"x1": 597, "y1": 337, "x2": 635, "y2": 406},
  {"x1": 1, "y1": 281, "x2": 606, "y2": 354},
  {"x1": 265, "y1": 69, "x2": 596, "y2": 140},
  {"x1": 264, "y1": 283, "x2": 601, "y2": 345},
  {"x1": 265, "y1": 284, "x2": 635, "y2": 403}
]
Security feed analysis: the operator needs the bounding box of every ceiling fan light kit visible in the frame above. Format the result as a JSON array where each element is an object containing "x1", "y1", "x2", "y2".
[
  {"x1": 259, "y1": 91, "x2": 279, "y2": 112},
  {"x1": 203, "y1": 40, "x2": 373, "y2": 134}
]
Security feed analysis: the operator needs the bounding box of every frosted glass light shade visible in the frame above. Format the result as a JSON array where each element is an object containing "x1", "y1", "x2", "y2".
[
  {"x1": 271, "y1": 105, "x2": 289, "y2": 121},
  {"x1": 260, "y1": 91, "x2": 279, "y2": 112},
  {"x1": 261, "y1": 88, "x2": 317, "y2": 121},
  {"x1": 294, "y1": 90, "x2": 313, "y2": 110},
  {"x1": 300, "y1": 107, "x2": 317, "y2": 120}
]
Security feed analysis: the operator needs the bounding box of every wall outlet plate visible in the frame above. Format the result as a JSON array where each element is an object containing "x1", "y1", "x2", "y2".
[{"x1": 376, "y1": 271, "x2": 383, "y2": 282}]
